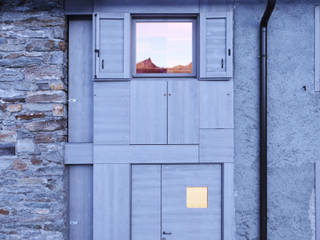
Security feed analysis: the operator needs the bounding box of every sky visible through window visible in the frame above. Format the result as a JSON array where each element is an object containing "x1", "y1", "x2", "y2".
[{"x1": 136, "y1": 21, "x2": 193, "y2": 73}]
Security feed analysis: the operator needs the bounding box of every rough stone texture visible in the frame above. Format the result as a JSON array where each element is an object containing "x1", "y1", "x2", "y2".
[
  {"x1": 234, "y1": 1, "x2": 319, "y2": 240},
  {"x1": 0, "y1": 0, "x2": 67, "y2": 239}
]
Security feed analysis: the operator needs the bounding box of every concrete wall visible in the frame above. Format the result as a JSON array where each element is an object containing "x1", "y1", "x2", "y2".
[
  {"x1": 0, "y1": 1, "x2": 67, "y2": 239},
  {"x1": 234, "y1": 1, "x2": 319, "y2": 239}
]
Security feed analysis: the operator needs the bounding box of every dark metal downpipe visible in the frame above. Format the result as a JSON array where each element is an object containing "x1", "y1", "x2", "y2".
[{"x1": 260, "y1": 1, "x2": 276, "y2": 240}]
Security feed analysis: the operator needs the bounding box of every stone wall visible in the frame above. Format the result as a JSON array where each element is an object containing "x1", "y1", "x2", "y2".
[{"x1": 0, "y1": 1, "x2": 67, "y2": 239}]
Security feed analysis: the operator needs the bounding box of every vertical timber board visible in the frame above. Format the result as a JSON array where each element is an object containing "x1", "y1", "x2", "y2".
[
  {"x1": 200, "y1": 81, "x2": 233, "y2": 128},
  {"x1": 94, "y1": 13, "x2": 130, "y2": 79},
  {"x1": 168, "y1": 80, "x2": 199, "y2": 144},
  {"x1": 93, "y1": 164, "x2": 131, "y2": 240},
  {"x1": 316, "y1": 162, "x2": 320, "y2": 240},
  {"x1": 200, "y1": 129, "x2": 234, "y2": 163},
  {"x1": 130, "y1": 80, "x2": 168, "y2": 144},
  {"x1": 94, "y1": 82, "x2": 130, "y2": 144},
  {"x1": 315, "y1": 6, "x2": 320, "y2": 91},
  {"x1": 223, "y1": 163, "x2": 234, "y2": 240},
  {"x1": 69, "y1": 17, "x2": 93, "y2": 142},
  {"x1": 69, "y1": 166, "x2": 93, "y2": 240},
  {"x1": 132, "y1": 165, "x2": 161, "y2": 240}
]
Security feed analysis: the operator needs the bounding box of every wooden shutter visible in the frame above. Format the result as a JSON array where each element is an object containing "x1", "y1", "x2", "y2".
[
  {"x1": 94, "y1": 13, "x2": 130, "y2": 79},
  {"x1": 200, "y1": 11, "x2": 233, "y2": 79}
]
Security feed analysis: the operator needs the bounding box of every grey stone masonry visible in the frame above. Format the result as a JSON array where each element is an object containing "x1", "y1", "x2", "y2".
[{"x1": 0, "y1": 1, "x2": 67, "y2": 239}]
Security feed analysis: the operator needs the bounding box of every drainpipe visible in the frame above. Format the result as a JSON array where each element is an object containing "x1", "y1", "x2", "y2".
[{"x1": 260, "y1": 1, "x2": 276, "y2": 240}]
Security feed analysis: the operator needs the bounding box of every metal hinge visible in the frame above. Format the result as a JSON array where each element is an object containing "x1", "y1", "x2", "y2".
[{"x1": 95, "y1": 49, "x2": 100, "y2": 57}]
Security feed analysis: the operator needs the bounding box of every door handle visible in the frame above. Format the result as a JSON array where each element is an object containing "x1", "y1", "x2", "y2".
[{"x1": 163, "y1": 231, "x2": 172, "y2": 235}]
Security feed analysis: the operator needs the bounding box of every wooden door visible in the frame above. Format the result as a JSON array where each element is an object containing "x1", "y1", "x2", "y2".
[
  {"x1": 168, "y1": 80, "x2": 199, "y2": 144},
  {"x1": 162, "y1": 165, "x2": 222, "y2": 240},
  {"x1": 130, "y1": 80, "x2": 168, "y2": 144}
]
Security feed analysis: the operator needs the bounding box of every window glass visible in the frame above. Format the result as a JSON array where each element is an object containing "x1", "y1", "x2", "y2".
[{"x1": 135, "y1": 21, "x2": 193, "y2": 74}]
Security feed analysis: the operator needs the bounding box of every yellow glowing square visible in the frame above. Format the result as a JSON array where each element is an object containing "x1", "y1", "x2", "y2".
[{"x1": 186, "y1": 187, "x2": 208, "y2": 208}]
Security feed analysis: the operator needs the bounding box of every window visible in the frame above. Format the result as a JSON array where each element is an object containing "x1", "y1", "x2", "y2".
[{"x1": 133, "y1": 18, "x2": 196, "y2": 77}]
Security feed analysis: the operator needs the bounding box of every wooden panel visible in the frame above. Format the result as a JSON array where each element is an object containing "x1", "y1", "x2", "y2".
[
  {"x1": 69, "y1": 166, "x2": 93, "y2": 240},
  {"x1": 94, "y1": 0, "x2": 199, "y2": 13},
  {"x1": 200, "y1": 129, "x2": 234, "y2": 163},
  {"x1": 200, "y1": 11, "x2": 233, "y2": 79},
  {"x1": 93, "y1": 164, "x2": 130, "y2": 240},
  {"x1": 94, "y1": 13, "x2": 130, "y2": 79},
  {"x1": 65, "y1": 0, "x2": 93, "y2": 14},
  {"x1": 162, "y1": 164, "x2": 222, "y2": 240},
  {"x1": 316, "y1": 162, "x2": 320, "y2": 240},
  {"x1": 94, "y1": 145, "x2": 199, "y2": 163},
  {"x1": 132, "y1": 165, "x2": 161, "y2": 240},
  {"x1": 94, "y1": 82, "x2": 130, "y2": 144},
  {"x1": 200, "y1": 81, "x2": 233, "y2": 128},
  {"x1": 168, "y1": 80, "x2": 199, "y2": 144},
  {"x1": 315, "y1": 6, "x2": 320, "y2": 91},
  {"x1": 65, "y1": 143, "x2": 93, "y2": 164},
  {"x1": 130, "y1": 80, "x2": 167, "y2": 144},
  {"x1": 223, "y1": 163, "x2": 234, "y2": 240},
  {"x1": 68, "y1": 17, "x2": 93, "y2": 142}
]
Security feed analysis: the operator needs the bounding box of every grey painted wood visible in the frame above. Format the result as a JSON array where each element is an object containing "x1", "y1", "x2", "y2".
[
  {"x1": 94, "y1": 145, "x2": 199, "y2": 163},
  {"x1": 65, "y1": 0, "x2": 93, "y2": 14},
  {"x1": 200, "y1": 11, "x2": 233, "y2": 79},
  {"x1": 162, "y1": 164, "x2": 222, "y2": 240},
  {"x1": 315, "y1": 6, "x2": 320, "y2": 91},
  {"x1": 130, "y1": 80, "x2": 168, "y2": 144},
  {"x1": 69, "y1": 17, "x2": 93, "y2": 142},
  {"x1": 65, "y1": 143, "x2": 93, "y2": 164},
  {"x1": 223, "y1": 163, "x2": 234, "y2": 240},
  {"x1": 94, "y1": 82, "x2": 130, "y2": 144},
  {"x1": 132, "y1": 165, "x2": 161, "y2": 240},
  {"x1": 69, "y1": 166, "x2": 93, "y2": 240},
  {"x1": 200, "y1": 129, "x2": 234, "y2": 163},
  {"x1": 168, "y1": 80, "x2": 199, "y2": 144},
  {"x1": 94, "y1": 0, "x2": 199, "y2": 13},
  {"x1": 93, "y1": 164, "x2": 130, "y2": 240},
  {"x1": 316, "y1": 162, "x2": 320, "y2": 240},
  {"x1": 200, "y1": 80, "x2": 233, "y2": 128},
  {"x1": 94, "y1": 13, "x2": 130, "y2": 79}
]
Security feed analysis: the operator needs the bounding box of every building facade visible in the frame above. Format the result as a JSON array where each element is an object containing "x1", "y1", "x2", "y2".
[{"x1": 0, "y1": 0, "x2": 319, "y2": 240}]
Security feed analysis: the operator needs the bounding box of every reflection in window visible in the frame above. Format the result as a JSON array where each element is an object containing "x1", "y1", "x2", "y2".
[{"x1": 135, "y1": 22, "x2": 193, "y2": 74}]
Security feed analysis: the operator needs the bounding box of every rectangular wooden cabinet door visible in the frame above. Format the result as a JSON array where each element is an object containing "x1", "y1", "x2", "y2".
[
  {"x1": 200, "y1": 81, "x2": 233, "y2": 128},
  {"x1": 130, "y1": 80, "x2": 168, "y2": 144},
  {"x1": 94, "y1": 82, "x2": 130, "y2": 144},
  {"x1": 94, "y1": 13, "x2": 130, "y2": 79},
  {"x1": 168, "y1": 80, "x2": 199, "y2": 144},
  {"x1": 200, "y1": 11, "x2": 233, "y2": 79}
]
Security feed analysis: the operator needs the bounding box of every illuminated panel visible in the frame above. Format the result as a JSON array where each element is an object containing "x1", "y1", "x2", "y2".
[{"x1": 186, "y1": 187, "x2": 208, "y2": 208}]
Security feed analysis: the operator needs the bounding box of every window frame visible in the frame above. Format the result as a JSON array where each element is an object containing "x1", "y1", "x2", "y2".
[{"x1": 131, "y1": 16, "x2": 197, "y2": 78}]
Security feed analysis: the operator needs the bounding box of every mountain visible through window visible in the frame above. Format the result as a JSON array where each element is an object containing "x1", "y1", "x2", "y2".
[{"x1": 135, "y1": 21, "x2": 193, "y2": 74}]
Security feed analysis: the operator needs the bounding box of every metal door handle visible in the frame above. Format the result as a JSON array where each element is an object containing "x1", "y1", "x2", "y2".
[{"x1": 163, "y1": 231, "x2": 172, "y2": 235}]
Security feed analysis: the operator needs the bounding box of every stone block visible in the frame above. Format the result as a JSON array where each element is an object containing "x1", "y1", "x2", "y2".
[
  {"x1": 24, "y1": 120, "x2": 66, "y2": 132},
  {"x1": 16, "y1": 138, "x2": 35, "y2": 153}
]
